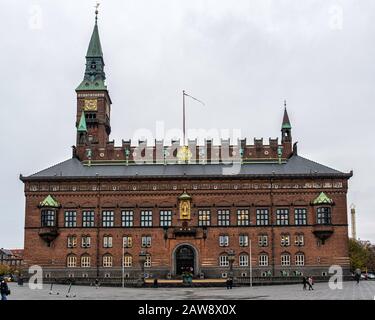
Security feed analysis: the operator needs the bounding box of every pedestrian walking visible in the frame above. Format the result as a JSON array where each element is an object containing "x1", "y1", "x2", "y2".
[
  {"x1": 94, "y1": 278, "x2": 100, "y2": 289},
  {"x1": 302, "y1": 276, "x2": 307, "y2": 290},
  {"x1": 307, "y1": 276, "x2": 314, "y2": 290},
  {"x1": 0, "y1": 277, "x2": 10, "y2": 301}
]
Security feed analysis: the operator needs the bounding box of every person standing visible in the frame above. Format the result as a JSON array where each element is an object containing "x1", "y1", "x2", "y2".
[
  {"x1": 0, "y1": 277, "x2": 10, "y2": 301},
  {"x1": 302, "y1": 276, "x2": 307, "y2": 290}
]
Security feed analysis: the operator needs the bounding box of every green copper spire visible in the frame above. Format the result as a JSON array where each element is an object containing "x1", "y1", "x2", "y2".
[
  {"x1": 40, "y1": 195, "x2": 60, "y2": 208},
  {"x1": 77, "y1": 111, "x2": 87, "y2": 132},
  {"x1": 312, "y1": 192, "x2": 333, "y2": 205},
  {"x1": 282, "y1": 104, "x2": 292, "y2": 129},
  {"x1": 76, "y1": 8, "x2": 107, "y2": 91}
]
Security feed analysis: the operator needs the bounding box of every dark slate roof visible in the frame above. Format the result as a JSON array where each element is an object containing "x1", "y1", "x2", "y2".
[{"x1": 21, "y1": 155, "x2": 352, "y2": 181}]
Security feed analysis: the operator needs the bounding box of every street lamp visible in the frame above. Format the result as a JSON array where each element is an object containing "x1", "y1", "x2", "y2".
[
  {"x1": 139, "y1": 251, "x2": 147, "y2": 286},
  {"x1": 228, "y1": 249, "x2": 236, "y2": 278}
]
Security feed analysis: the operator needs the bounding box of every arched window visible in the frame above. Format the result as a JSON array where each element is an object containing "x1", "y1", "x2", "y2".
[
  {"x1": 259, "y1": 253, "x2": 268, "y2": 266},
  {"x1": 81, "y1": 255, "x2": 91, "y2": 268},
  {"x1": 239, "y1": 253, "x2": 249, "y2": 267},
  {"x1": 144, "y1": 254, "x2": 152, "y2": 268},
  {"x1": 219, "y1": 254, "x2": 229, "y2": 267},
  {"x1": 295, "y1": 252, "x2": 305, "y2": 266},
  {"x1": 281, "y1": 252, "x2": 291, "y2": 266},
  {"x1": 123, "y1": 254, "x2": 133, "y2": 268},
  {"x1": 103, "y1": 255, "x2": 113, "y2": 268},
  {"x1": 66, "y1": 255, "x2": 77, "y2": 268}
]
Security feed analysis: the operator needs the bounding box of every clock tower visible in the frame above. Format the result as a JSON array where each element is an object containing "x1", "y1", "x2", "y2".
[{"x1": 75, "y1": 10, "x2": 112, "y2": 158}]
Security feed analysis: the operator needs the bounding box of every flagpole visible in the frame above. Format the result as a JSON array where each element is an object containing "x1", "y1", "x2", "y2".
[
  {"x1": 249, "y1": 239, "x2": 253, "y2": 287},
  {"x1": 183, "y1": 90, "x2": 186, "y2": 146},
  {"x1": 122, "y1": 238, "x2": 124, "y2": 288}
]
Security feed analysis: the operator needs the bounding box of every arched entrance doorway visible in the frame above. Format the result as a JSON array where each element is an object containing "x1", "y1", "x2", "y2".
[{"x1": 175, "y1": 245, "x2": 195, "y2": 275}]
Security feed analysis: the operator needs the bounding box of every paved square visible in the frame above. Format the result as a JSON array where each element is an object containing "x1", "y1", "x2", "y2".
[{"x1": 6, "y1": 280, "x2": 375, "y2": 300}]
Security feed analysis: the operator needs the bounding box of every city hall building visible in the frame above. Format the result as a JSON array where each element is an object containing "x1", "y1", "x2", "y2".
[{"x1": 20, "y1": 14, "x2": 352, "y2": 283}]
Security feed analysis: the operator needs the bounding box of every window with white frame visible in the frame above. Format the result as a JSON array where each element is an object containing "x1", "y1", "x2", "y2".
[
  {"x1": 295, "y1": 234, "x2": 304, "y2": 246},
  {"x1": 103, "y1": 235, "x2": 113, "y2": 248},
  {"x1": 65, "y1": 211, "x2": 77, "y2": 227},
  {"x1": 67, "y1": 255, "x2": 77, "y2": 268},
  {"x1": 276, "y1": 209, "x2": 289, "y2": 225},
  {"x1": 123, "y1": 236, "x2": 133, "y2": 248},
  {"x1": 258, "y1": 235, "x2": 268, "y2": 247},
  {"x1": 82, "y1": 211, "x2": 95, "y2": 227},
  {"x1": 141, "y1": 236, "x2": 152, "y2": 248},
  {"x1": 294, "y1": 208, "x2": 307, "y2": 225},
  {"x1": 239, "y1": 254, "x2": 249, "y2": 267},
  {"x1": 81, "y1": 235, "x2": 91, "y2": 248},
  {"x1": 67, "y1": 236, "x2": 77, "y2": 248},
  {"x1": 81, "y1": 255, "x2": 91, "y2": 268},
  {"x1": 219, "y1": 235, "x2": 229, "y2": 247},
  {"x1": 103, "y1": 255, "x2": 113, "y2": 267},
  {"x1": 259, "y1": 254, "x2": 269, "y2": 266},
  {"x1": 198, "y1": 210, "x2": 211, "y2": 226},
  {"x1": 281, "y1": 234, "x2": 290, "y2": 247},
  {"x1": 218, "y1": 209, "x2": 230, "y2": 226},
  {"x1": 144, "y1": 255, "x2": 152, "y2": 268},
  {"x1": 237, "y1": 209, "x2": 250, "y2": 226},
  {"x1": 102, "y1": 211, "x2": 114, "y2": 227},
  {"x1": 295, "y1": 253, "x2": 305, "y2": 266},
  {"x1": 121, "y1": 210, "x2": 134, "y2": 227},
  {"x1": 160, "y1": 210, "x2": 172, "y2": 227},
  {"x1": 317, "y1": 207, "x2": 331, "y2": 225},
  {"x1": 219, "y1": 255, "x2": 229, "y2": 267},
  {"x1": 123, "y1": 255, "x2": 133, "y2": 267},
  {"x1": 256, "y1": 209, "x2": 269, "y2": 226},
  {"x1": 239, "y1": 234, "x2": 249, "y2": 247},
  {"x1": 141, "y1": 210, "x2": 153, "y2": 227},
  {"x1": 41, "y1": 209, "x2": 56, "y2": 227},
  {"x1": 281, "y1": 253, "x2": 291, "y2": 266}
]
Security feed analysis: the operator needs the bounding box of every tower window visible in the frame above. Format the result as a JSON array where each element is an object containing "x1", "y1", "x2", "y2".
[
  {"x1": 41, "y1": 209, "x2": 56, "y2": 227},
  {"x1": 316, "y1": 207, "x2": 332, "y2": 225}
]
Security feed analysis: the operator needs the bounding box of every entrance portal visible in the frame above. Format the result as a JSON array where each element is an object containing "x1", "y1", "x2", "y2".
[{"x1": 175, "y1": 245, "x2": 195, "y2": 275}]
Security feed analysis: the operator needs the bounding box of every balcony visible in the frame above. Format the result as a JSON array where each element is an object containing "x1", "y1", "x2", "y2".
[
  {"x1": 38, "y1": 227, "x2": 59, "y2": 246},
  {"x1": 173, "y1": 227, "x2": 197, "y2": 237},
  {"x1": 312, "y1": 224, "x2": 334, "y2": 244}
]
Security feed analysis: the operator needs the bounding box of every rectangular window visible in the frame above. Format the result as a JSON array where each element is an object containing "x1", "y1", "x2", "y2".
[
  {"x1": 198, "y1": 210, "x2": 211, "y2": 226},
  {"x1": 281, "y1": 254, "x2": 291, "y2": 266},
  {"x1": 123, "y1": 236, "x2": 133, "y2": 248},
  {"x1": 256, "y1": 209, "x2": 269, "y2": 226},
  {"x1": 82, "y1": 211, "x2": 95, "y2": 227},
  {"x1": 239, "y1": 255, "x2": 249, "y2": 267},
  {"x1": 317, "y1": 207, "x2": 331, "y2": 225},
  {"x1": 295, "y1": 235, "x2": 304, "y2": 246},
  {"x1": 160, "y1": 210, "x2": 172, "y2": 227},
  {"x1": 141, "y1": 236, "x2": 152, "y2": 248},
  {"x1": 141, "y1": 210, "x2": 153, "y2": 227},
  {"x1": 67, "y1": 256, "x2": 76, "y2": 268},
  {"x1": 259, "y1": 254, "x2": 269, "y2": 266},
  {"x1": 239, "y1": 234, "x2": 249, "y2": 247},
  {"x1": 281, "y1": 234, "x2": 291, "y2": 247},
  {"x1": 67, "y1": 236, "x2": 77, "y2": 248},
  {"x1": 218, "y1": 209, "x2": 230, "y2": 226},
  {"x1": 295, "y1": 254, "x2": 305, "y2": 266},
  {"x1": 121, "y1": 210, "x2": 134, "y2": 227},
  {"x1": 103, "y1": 255, "x2": 113, "y2": 268},
  {"x1": 258, "y1": 235, "x2": 268, "y2": 247},
  {"x1": 219, "y1": 255, "x2": 229, "y2": 267},
  {"x1": 102, "y1": 211, "x2": 114, "y2": 227},
  {"x1": 219, "y1": 235, "x2": 229, "y2": 247},
  {"x1": 123, "y1": 255, "x2": 132, "y2": 267},
  {"x1": 64, "y1": 211, "x2": 77, "y2": 227},
  {"x1": 81, "y1": 256, "x2": 91, "y2": 268},
  {"x1": 81, "y1": 236, "x2": 91, "y2": 248},
  {"x1": 103, "y1": 236, "x2": 113, "y2": 248},
  {"x1": 294, "y1": 208, "x2": 307, "y2": 225},
  {"x1": 41, "y1": 209, "x2": 55, "y2": 227},
  {"x1": 237, "y1": 209, "x2": 250, "y2": 226},
  {"x1": 276, "y1": 209, "x2": 289, "y2": 225},
  {"x1": 144, "y1": 255, "x2": 152, "y2": 268}
]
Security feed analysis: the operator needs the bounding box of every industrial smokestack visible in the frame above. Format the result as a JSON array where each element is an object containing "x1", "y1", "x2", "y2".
[{"x1": 350, "y1": 204, "x2": 357, "y2": 240}]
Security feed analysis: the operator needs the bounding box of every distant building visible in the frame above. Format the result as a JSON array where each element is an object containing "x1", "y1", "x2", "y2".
[
  {"x1": 0, "y1": 248, "x2": 24, "y2": 267},
  {"x1": 20, "y1": 12, "x2": 353, "y2": 283}
]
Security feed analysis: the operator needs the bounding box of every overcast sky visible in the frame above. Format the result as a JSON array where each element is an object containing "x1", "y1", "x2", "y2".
[{"x1": 0, "y1": 0, "x2": 374, "y2": 248}]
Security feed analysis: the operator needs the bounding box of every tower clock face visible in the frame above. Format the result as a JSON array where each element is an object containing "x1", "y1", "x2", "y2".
[{"x1": 83, "y1": 99, "x2": 97, "y2": 111}]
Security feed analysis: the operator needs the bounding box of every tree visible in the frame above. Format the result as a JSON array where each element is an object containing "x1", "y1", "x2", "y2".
[
  {"x1": 0, "y1": 264, "x2": 10, "y2": 276},
  {"x1": 349, "y1": 239, "x2": 375, "y2": 272}
]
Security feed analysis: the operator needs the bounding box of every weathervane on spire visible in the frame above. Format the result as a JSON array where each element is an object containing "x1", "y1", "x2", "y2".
[
  {"x1": 284, "y1": 99, "x2": 287, "y2": 108},
  {"x1": 95, "y1": 2, "x2": 100, "y2": 23}
]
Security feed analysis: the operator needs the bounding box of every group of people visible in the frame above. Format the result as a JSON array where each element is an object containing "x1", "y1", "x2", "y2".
[{"x1": 302, "y1": 276, "x2": 314, "y2": 290}]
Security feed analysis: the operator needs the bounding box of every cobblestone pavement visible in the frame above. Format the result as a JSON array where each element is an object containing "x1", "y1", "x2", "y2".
[{"x1": 7, "y1": 281, "x2": 375, "y2": 300}]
